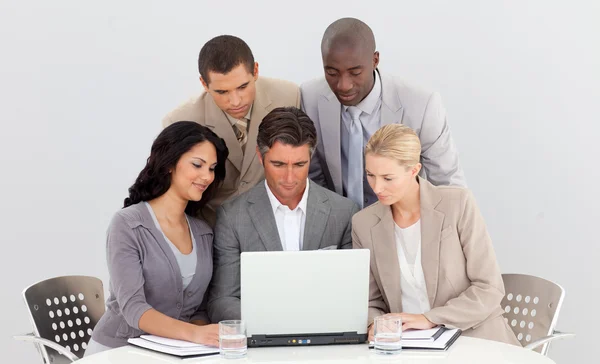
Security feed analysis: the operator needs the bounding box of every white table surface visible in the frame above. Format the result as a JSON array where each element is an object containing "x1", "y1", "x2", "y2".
[{"x1": 77, "y1": 337, "x2": 555, "y2": 364}]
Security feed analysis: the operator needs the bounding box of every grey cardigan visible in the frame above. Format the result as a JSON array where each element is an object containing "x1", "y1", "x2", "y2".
[{"x1": 91, "y1": 202, "x2": 214, "y2": 348}]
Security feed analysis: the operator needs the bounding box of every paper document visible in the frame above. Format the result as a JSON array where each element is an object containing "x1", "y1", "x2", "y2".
[
  {"x1": 402, "y1": 326, "x2": 444, "y2": 341},
  {"x1": 128, "y1": 335, "x2": 219, "y2": 357},
  {"x1": 369, "y1": 328, "x2": 461, "y2": 351}
]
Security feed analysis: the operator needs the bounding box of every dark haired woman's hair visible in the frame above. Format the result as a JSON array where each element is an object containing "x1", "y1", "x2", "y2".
[{"x1": 124, "y1": 121, "x2": 229, "y2": 217}]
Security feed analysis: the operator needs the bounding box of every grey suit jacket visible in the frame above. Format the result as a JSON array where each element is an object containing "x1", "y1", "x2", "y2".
[
  {"x1": 91, "y1": 203, "x2": 214, "y2": 348},
  {"x1": 207, "y1": 180, "x2": 359, "y2": 323},
  {"x1": 300, "y1": 69, "x2": 466, "y2": 195}
]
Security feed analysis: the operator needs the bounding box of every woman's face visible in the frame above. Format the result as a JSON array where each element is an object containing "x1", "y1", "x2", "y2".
[
  {"x1": 365, "y1": 153, "x2": 420, "y2": 206},
  {"x1": 170, "y1": 141, "x2": 218, "y2": 202}
]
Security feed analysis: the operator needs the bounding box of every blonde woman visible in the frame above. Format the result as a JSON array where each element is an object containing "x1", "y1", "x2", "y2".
[{"x1": 352, "y1": 124, "x2": 519, "y2": 345}]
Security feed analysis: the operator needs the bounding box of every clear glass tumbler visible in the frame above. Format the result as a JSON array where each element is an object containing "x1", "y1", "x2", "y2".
[
  {"x1": 219, "y1": 320, "x2": 247, "y2": 359},
  {"x1": 373, "y1": 315, "x2": 402, "y2": 355}
]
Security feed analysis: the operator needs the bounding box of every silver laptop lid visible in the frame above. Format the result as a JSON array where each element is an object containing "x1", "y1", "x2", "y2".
[{"x1": 240, "y1": 249, "x2": 370, "y2": 337}]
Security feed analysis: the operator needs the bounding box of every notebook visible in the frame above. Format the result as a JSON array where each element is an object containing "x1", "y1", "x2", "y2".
[
  {"x1": 127, "y1": 335, "x2": 220, "y2": 358},
  {"x1": 369, "y1": 327, "x2": 461, "y2": 351},
  {"x1": 402, "y1": 326, "x2": 445, "y2": 341}
]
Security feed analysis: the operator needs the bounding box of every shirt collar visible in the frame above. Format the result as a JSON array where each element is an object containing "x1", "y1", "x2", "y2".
[
  {"x1": 225, "y1": 104, "x2": 253, "y2": 126},
  {"x1": 265, "y1": 179, "x2": 310, "y2": 216},
  {"x1": 343, "y1": 71, "x2": 382, "y2": 116}
]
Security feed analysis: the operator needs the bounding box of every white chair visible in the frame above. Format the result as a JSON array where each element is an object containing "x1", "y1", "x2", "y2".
[
  {"x1": 14, "y1": 275, "x2": 105, "y2": 363},
  {"x1": 501, "y1": 273, "x2": 574, "y2": 356}
]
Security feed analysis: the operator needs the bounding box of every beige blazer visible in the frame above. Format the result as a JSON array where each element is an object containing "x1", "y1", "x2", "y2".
[
  {"x1": 352, "y1": 177, "x2": 520, "y2": 346},
  {"x1": 162, "y1": 77, "x2": 301, "y2": 226}
]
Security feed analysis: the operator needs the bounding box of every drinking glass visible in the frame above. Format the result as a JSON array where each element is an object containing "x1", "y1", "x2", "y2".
[
  {"x1": 373, "y1": 315, "x2": 402, "y2": 355},
  {"x1": 219, "y1": 320, "x2": 247, "y2": 359}
]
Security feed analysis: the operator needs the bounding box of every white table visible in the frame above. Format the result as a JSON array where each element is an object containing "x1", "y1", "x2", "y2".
[{"x1": 77, "y1": 337, "x2": 555, "y2": 364}]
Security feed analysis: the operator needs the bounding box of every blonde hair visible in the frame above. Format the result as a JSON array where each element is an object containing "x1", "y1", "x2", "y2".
[{"x1": 365, "y1": 124, "x2": 421, "y2": 168}]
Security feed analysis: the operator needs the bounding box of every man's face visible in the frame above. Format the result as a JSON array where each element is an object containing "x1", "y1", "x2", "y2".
[
  {"x1": 322, "y1": 44, "x2": 379, "y2": 106},
  {"x1": 201, "y1": 62, "x2": 259, "y2": 119},
  {"x1": 258, "y1": 141, "x2": 311, "y2": 207}
]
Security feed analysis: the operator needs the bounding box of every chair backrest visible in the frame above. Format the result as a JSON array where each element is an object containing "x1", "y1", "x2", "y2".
[
  {"x1": 23, "y1": 275, "x2": 105, "y2": 363},
  {"x1": 501, "y1": 273, "x2": 564, "y2": 355}
]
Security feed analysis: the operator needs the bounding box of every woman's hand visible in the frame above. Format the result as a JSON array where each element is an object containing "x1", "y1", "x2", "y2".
[
  {"x1": 385, "y1": 313, "x2": 436, "y2": 331},
  {"x1": 190, "y1": 323, "x2": 220, "y2": 347},
  {"x1": 367, "y1": 323, "x2": 374, "y2": 342}
]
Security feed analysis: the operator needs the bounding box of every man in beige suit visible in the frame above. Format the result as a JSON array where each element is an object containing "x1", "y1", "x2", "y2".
[
  {"x1": 163, "y1": 35, "x2": 300, "y2": 226},
  {"x1": 352, "y1": 124, "x2": 519, "y2": 346}
]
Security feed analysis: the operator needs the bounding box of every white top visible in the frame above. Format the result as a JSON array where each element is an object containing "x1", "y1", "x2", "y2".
[
  {"x1": 395, "y1": 220, "x2": 421, "y2": 272},
  {"x1": 144, "y1": 202, "x2": 197, "y2": 289},
  {"x1": 77, "y1": 336, "x2": 556, "y2": 364},
  {"x1": 265, "y1": 179, "x2": 310, "y2": 251},
  {"x1": 395, "y1": 220, "x2": 431, "y2": 314}
]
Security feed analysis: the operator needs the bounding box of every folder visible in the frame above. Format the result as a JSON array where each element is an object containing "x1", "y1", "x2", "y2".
[
  {"x1": 127, "y1": 335, "x2": 220, "y2": 358},
  {"x1": 369, "y1": 327, "x2": 461, "y2": 351},
  {"x1": 402, "y1": 326, "x2": 445, "y2": 341}
]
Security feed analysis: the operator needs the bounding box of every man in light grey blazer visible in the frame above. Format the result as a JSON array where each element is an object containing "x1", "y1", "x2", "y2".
[
  {"x1": 207, "y1": 106, "x2": 359, "y2": 323},
  {"x1": 301, "y1": 17, "x2": 466, "y2": 209}
]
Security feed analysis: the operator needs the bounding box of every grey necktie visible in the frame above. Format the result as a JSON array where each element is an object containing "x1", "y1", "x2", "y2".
[{"x1": 347, "y1": 106, "x2": 364, "y2": 208}]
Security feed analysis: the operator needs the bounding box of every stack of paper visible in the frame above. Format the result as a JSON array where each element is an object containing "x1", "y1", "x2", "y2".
[
  {"x1": 128, "y1": 335, "x2": 220, "y2": 358},
  {"x1": 402, "y1": 326, "x2": 445, "y2": 341},
  {"x1": 370, "y1": 327, "x2": 461, "y2": 351}
]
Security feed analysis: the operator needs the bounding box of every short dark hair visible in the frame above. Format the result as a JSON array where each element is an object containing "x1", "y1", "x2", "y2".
[
  {"x1": 321, "y1": 17, "x2": 376, "y2": 55},
  {"x1": 257, "y1": 107, "x2": 317, "y2": 158},
  {"x1": 198, "y1": 35, "x2": 255, "y2": 84},
  {"x1": 124, "y1": 121, "x2": 229, "y2": 217}
]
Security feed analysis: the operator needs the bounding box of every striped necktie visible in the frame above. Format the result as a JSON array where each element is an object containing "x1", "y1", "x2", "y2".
[{"x1": 233, "y1": 118, "x2": 249, "y2": 153}]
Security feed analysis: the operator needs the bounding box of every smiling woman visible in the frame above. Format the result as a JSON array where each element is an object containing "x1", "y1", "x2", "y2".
[
  {"x1": 84, "y1": 121, "x2": 230, "y2": 356},
  {"x1": 124, "y1": 121, "x2": 229, "y2": 217}
]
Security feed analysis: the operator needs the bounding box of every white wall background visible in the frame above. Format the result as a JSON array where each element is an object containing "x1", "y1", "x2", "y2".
[{"x1": 1, "y1": 1, "x2": 598, "y2": 363}]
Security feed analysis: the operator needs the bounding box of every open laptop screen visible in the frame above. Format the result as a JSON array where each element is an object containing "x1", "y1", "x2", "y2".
[{"x1": 240, "y1": 249, "x2": 370, "y2": 346}]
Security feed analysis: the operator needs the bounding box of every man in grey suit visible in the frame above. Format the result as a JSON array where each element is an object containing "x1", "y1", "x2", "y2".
[
  {"x1": 207, "y1": 106, "x2": 360, "y2": 323},
  {"x1": 301, "y1": 17, "x2": 466, "y2": 209}
]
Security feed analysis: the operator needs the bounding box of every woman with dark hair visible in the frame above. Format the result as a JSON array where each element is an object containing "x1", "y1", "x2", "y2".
[{"x1": 85, "y1": 121, "x2": 229, "y2": 356}]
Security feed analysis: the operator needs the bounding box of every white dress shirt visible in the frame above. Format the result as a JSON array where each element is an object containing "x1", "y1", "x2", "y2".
[
  {"x1": 394, "y1": 220, "x2": 431, "y2": 314},
  {"x1": 340, "y1": 71, "x2": 383, "y2": 207},
  {"x1": 265, "y1": 179, "x2": 310, "y2": 251}
]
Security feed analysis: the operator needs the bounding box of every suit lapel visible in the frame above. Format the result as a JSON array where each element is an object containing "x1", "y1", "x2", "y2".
[
  {"x1": 418, "y1": 177, "x2": 443, "y2": 307},
  {"x1": 317, "y1": 94, "x2": 343, "y2": 194},
  {"x1": 371, "y1": 203, "x2": 403, "y2": 314},
  {"x1": 379, "y1": 70, "x2": 404, "y2": 126},
  {"x1": 241, "y1": 80, "x2": 271, "y2": 178},
  {"x1": 302, "y1": 182, "x2": 330, "y2": 251},
  {"x1": 247, "y1": 183, "x2": 283, "y2": 251},
  {"x1": 204, "y1": 96, "x2": 243, "y2": 172}
]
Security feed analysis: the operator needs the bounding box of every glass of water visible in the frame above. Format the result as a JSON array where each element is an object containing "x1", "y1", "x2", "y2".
[
  {"x1": 373, "y1": 315, "x2": 402, "y2": 355},
  {"x1": 219, "y1": 320, "x2": 247, "y2": 359}
]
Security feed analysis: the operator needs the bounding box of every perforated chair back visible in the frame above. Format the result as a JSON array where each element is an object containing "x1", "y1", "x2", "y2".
[
  {"x1": 501, "y1": 273, "x2": 564, "y2": 355},
  {"x1": 22, "y1": 275, "x2": 105, "y2": 363}
]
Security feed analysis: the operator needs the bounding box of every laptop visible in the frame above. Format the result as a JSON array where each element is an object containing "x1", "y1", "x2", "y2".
[{"x1": 240, "y1": 249, "x2": 370, "y2": 347}]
